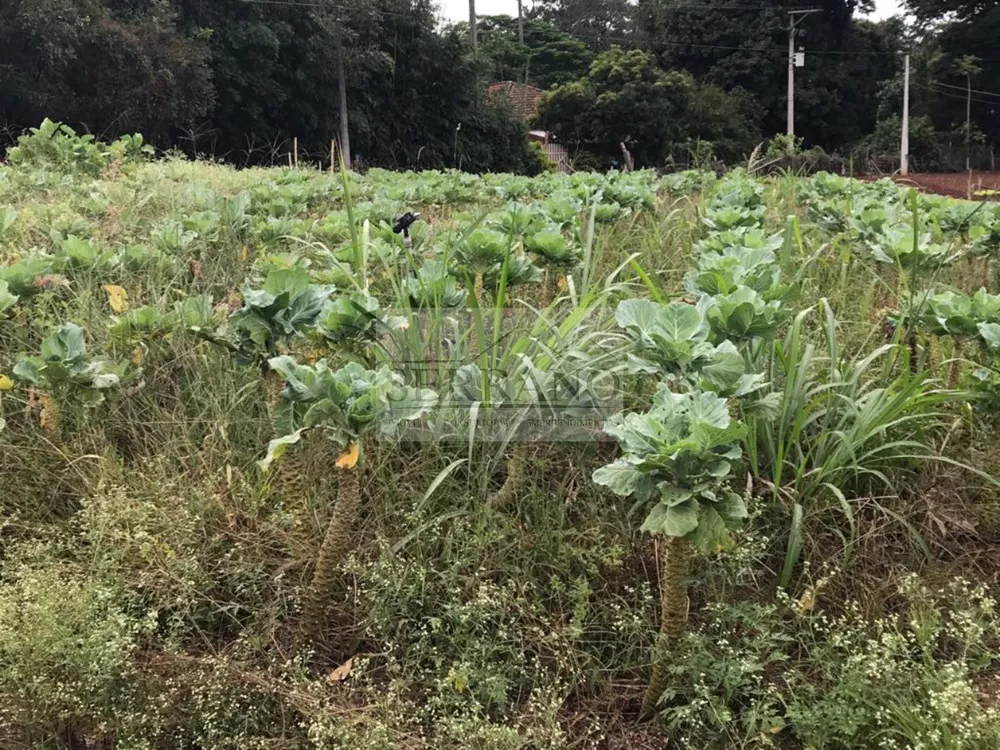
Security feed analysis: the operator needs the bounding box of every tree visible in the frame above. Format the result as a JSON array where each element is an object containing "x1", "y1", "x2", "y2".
[
  {"x1": 477, "y1": 16, "x2": 595, "y2": 89},
  {"x1": 635, "y1": 0, "x2": 896, "y2": 151},
  {"x1": 531, "y1": 0, "x2": 634, "y2": 51},
  {"x1": 0, "y1": 0, "x2": 213, "y2": 145},
  {"x1": 536, "y1": 47, "x2": 757, "y2": 166}
]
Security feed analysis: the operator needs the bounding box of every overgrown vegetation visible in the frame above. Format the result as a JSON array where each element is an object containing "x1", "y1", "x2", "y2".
[{"x1": 1, "y1": 126, "x2": 999, "y2": 748}]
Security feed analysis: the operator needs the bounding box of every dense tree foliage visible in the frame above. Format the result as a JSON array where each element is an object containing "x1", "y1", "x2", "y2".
[
  {"x1": 635, "y1": 0, "x2": 898, "y2": 150},
  {"x1": 0, "y1": 0, "x2": 535, "y2": 172},
  {"x1": 0, "y1": 0, "x2": 995, "y2": 171},
  {"x1": 477, "y1": 16, "x2": 595, "y2": 89},
  {"x1": 0, "y1": 0, "x2": 213, "y2": 143},
  {"x1": 530, "y1": 0, "x2": 635, "y2": 50},
  {"x1": 536, "y1": 48, "x2": 758, "y2": 165}
]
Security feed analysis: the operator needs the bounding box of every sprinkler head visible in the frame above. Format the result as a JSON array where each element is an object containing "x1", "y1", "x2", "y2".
[{"x1": 392, "y1": 212, "x2": 420, "y2": 237}]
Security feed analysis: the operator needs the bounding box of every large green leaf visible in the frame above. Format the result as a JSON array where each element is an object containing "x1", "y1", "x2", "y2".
[
  {"x1": 979, "y1": 322, "x2": 1000, "y2": 352},
  {"x1": 593, "y1": 458, "x2": 654, "y2": 500},
  {"x1": 641, "y1": 498, "x2": 700, "y2": 537},
  {"x1": 41, "y1": 323, "x2": 87, "y2": 364},
  {"x1": 0, "y1": 281, "x2": 17, "y2": 315},
  {"x1": 688, "y1": 506, "x2": 734, "y2": 554}
]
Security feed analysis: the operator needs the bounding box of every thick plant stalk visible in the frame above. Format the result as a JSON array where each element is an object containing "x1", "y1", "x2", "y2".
[
  {"x1": 264, "y1": 368, "x2": 284, "y2": 410},
  {"x1": 948, "y1": 339, "x2": 964, "y2": 388},
  {"x1": 473, "y1": 272, "x2": 486, "y2": 309},
  {"x1": 539, "y1": 269, "x2": 559, "y2": 307},
  {"x1": 299, "y1": 464, "x2": 361, "y2": 647},
  {"x1": 642, "y1": 537, "x2": 692, "y2": 719},
  {"x1": 39, "y1": 393, "x2": 61, "y2": 441},
  {"x1": 490, "y1": 444, "x2": 526, "y2": 508},
  {"x1": 277, "y1": 441, "x2": 309, "y2": 511}
]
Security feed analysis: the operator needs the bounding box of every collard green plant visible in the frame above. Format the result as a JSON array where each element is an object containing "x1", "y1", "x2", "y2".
[
  {"x1": 593, "y1": 388, "x2": 748, "y2": 553},
  {"x1": 870, "y1": 228, "x2": 954, "y2": 271},
  {"x1": 593, "y1": 387, "x2": 747, "y2": 716},
  {"x1": 317, "y1": 290, "x2": 407, "y2": 350},
  {"x1": 701, "y1": 287, "x2": 787, "y2": 342},
  {"x1": 260, "y1": 357, "x2": 436, "y2": 650},
  {"x1": 702, "y1": 205, "x2": 765, "y2": 232},
  {"x1": 524, "y1": 226, "x2": 582, "y2": 270},
  {"x1": 453, "y1": 228, "x2": 509, "y2": 306},
  {"x1": 685, "y1": 247, "x2": 797, "y2": 303},
  {"x1": 696, "y1": 227, "x2": 782, "y2": 256},
  {"x1": 109, "y1": 295, "x2": 215, "y2": 340},
  {"x1": 12, "y1": 323, "x2": 128, "y2": 438},
  {"x1": 13, "y1": 323, "x2": 123, "y2": 397},
  {"x1": 54, "y1": 235, "x2": 116, "y2": 272},
  {"x1": 899, "y1": 288, "x2": 1000, "y2": 343},
  {"x1": 492, "y1": 202, "x2": 544, "y2": 237},
  {"x1": 613, "y1": 299, "x2": 764, "y2": 397},
  {"x1": 406, "y1": 259, "x2": 466, "y2": 308},
  {"x1": 593, "y1": 201, "x2": 630, "y2": 224},
  {"x1": 228, "y1": 267, "x2": 334, "y2": 362},
  {"x1": 483, "y1": 254, "x2": 543, "y2": 295},
  {"x1": 0, "y1": 256, "x2": 54, "y2": 296}
]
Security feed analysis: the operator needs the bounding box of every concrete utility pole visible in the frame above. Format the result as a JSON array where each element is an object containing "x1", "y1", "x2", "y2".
[
  {"x1": 787, "y1": 9, "x2": 819, "y2": 140},
  {"x1": 901, "y1": 54, "x2": 910, "y2": 176},
  {"x1": 469, "y1": 0, "x2": 477, "y2": 48},
  {"x1": 518, "y1": 0, "x2": 525, "y2": 45}
]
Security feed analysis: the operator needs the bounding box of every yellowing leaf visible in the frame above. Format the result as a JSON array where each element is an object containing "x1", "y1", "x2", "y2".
[
  {"x1": 336, "y1": 442, "x2": 359, "y2": 470},
  {"x1": 326, "y1": 657, "x2": 353, "y2": 684},
  {"x1": 796, "y1": 577, "x2": 829, "y2": 615},
  {"x1": 131, "y1": 347, "x2": 145, "y2": 366},
  {"x1": 240, "y1": 246, "x2": 249, "y2": 261},
  {"x1": 103, "y1": 284, "x2": 129, "y2": 314},
  {"x1": 0, "y1": 374, "x2": 13, "y2": 392}
]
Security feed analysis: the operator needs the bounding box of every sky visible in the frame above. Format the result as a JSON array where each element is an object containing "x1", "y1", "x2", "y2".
[{"x1": 437, "y1": 0, "x2": 904, "y2": 25}]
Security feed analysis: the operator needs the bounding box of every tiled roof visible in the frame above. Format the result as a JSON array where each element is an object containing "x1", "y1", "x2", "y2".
[{"x1": 487, "y1": 81, "x2": 545, "y2": 122}]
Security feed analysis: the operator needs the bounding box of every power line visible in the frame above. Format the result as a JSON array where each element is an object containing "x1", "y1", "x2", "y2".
[
  {"x1": 914, "y1": 82, "x2": 1000, "y2": 107},
  {"x1": 931, "y1": 80, "x2": 1000, "y2": 99}
]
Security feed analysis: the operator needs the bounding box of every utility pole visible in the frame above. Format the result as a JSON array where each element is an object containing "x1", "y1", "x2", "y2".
[
  {"x1": 336, "y1": 23, "x2": 351, "y2": 169},
  {"x1": 518, "y1": 0, "x2": 527, "y2": 83},
  {"x1": 469, "y1": 0, "x2": 477, "y2": 49},
  {"x1": 787, "y1": 9, "x2": 819, "y2": 141},
  {"x1": 901, "y1": 54, "x2": 910, "y2": 176}
]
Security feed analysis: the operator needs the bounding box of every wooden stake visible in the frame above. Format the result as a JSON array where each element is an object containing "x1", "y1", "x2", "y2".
[
  {"x1": 330, "y1": 140, "x2": 336, "y2": 173},
  {"x1": 293, "y1": 137, "x2": 299, "y2": 168}
]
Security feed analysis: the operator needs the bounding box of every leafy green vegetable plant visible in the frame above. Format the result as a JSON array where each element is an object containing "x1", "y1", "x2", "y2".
[
  {"x1": 13, "y1": 323, "x2": 127, "y2": 438},
  {"x1": 593, "y1": 387, "x2": 747, "y2": 716},
  {"x1": 260, "y1": 357, "x2": 436, "y2": 650}
]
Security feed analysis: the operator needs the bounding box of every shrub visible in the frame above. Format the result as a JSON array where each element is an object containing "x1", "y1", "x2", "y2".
[{"x1": 6, "y1": 119, "x2": 153, "y2": 177}]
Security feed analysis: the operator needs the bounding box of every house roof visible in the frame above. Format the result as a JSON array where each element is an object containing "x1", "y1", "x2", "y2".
[{"x1": 487, "y1": 81, "x2": 545, "y2": 122}]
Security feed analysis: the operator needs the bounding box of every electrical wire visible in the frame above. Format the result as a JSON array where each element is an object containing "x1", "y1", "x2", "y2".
[
  {"x1": 914, "y1": 82, "x2": 1000, "y2": 107},
  {"x1": 931, "y1": 80, "x2": 1000, "y2": 99}
]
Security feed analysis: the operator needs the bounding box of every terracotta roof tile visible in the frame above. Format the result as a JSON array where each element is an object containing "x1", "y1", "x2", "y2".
[{"x1": 487, "y1": 81, "x2": 545, "y2": 122}]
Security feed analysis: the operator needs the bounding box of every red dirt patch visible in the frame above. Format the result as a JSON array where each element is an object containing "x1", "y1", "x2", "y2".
[{"x1": 893, "y1": 171, "x2": 1000, "y2": 199}]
